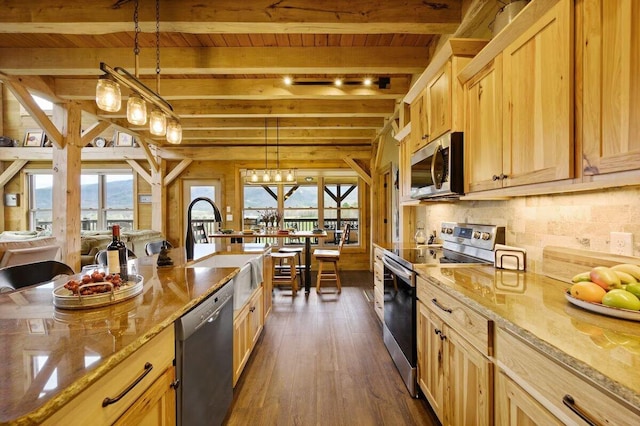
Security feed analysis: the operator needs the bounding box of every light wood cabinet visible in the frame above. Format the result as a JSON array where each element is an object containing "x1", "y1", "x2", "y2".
[
  {"x1": 464, "y1": 56, "x2": 504, "y2": 193},
  {"x1": 501, "y1": 0, "x2": 573, "y2": 188},
  {"x1": 43, "y1": 327, "x2": 176, "y2": 426},
  {"x1": 233, "y1": 286, "x2": 264, "y2": 385},
  {"x1": 372, "y1": 247, "x2": 384, "y2": 322},
  {"x1": 496, "y1": 327, "x2": 640, "y2": 425},
  {"x1": 410, "y1": 88, "x2": 429, "y2": 153},
  {"x1": 416, "y1": 278, "x2": 493, "y2": 425},
  {"x1": 263, "y1": 253, "x2": 272, "y2": 318},
  {"x1": 426, "y1": 60, "x2": 452, "y2": 142},
  {"x1": 580, "y1": 0, "x2": 640, "y2": 176},
  {"x1": 495, "y1": 370, "x2": 562, "y2": 426}
]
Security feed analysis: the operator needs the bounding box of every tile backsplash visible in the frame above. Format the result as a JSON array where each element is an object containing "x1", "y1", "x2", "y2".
[{"x1": 417, "y1": 186, "x2": 640, "y2": 272}]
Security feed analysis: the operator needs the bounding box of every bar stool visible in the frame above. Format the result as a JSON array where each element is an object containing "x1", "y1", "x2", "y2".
[
  {"x1": 277, "y1": 246, "x2": 304, "y2": 288},
  {"x1": 313, "y1": 224, "x2": 350, "y2": 294},
  {"x1": 271, "y1": 252, "x2": 298, "y2": 296}
]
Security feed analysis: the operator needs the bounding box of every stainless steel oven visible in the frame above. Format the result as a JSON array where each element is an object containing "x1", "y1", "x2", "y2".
[{"x1": 382, "y1": 251, "x2": 418, "y2": 397}]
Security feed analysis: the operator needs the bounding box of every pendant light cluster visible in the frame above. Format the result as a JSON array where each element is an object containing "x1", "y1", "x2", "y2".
[
  {"x1": 95, "y1": 0, "x2": 182, "y2": 144},
  {"x1": 245, "y1": 118, "x2": 297, "y2": 184}
]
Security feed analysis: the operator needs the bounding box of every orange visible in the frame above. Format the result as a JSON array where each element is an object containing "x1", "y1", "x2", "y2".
[{"x1": 570, "y1": 282, "x2": 607, "y2": 303}]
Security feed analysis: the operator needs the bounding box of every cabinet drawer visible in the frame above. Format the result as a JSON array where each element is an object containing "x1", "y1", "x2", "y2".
[
  {"x1": 496, "y1": 328, "x2": 640, "y2": 425},
  {"x1": 43, "y1": 326, "x2": 175, "y2": 426},
  {"x1": 417, "y1": 278, "x2": 492, "y2": 356},
  {"x1": 374, "y1": 262, "x2": 384, "y2": 284}
]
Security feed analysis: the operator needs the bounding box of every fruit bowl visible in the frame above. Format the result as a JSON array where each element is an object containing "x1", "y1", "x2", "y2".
[{"x1": 565, "y1": 290, "x2": 640, "y2": 322}]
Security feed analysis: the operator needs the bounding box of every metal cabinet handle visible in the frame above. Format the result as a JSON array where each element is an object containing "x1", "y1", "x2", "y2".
[
  {"x1": 170, "y1": 379, "x2": 180, "y2": 389},
  {"x1": 249, "y1": 306, "x2": 256, "y2": 312},
  {"x1": 434, "y1": 328, "x2": 447, "y2": 341},
  {"x1": 562, "y1": 395, "x2": 598, "y2": 426},
  {"x1": 500, "y1": 173, "x2": 509, "y2": 180},
  {"x1": 102, "y1": 362, "x2": 153, "y2": 407},
  {"x1": 431, "y1": 298, "x2": 452, "y2": 313},
  {"x1": 492, "y1": 175, "x2": 500, "y2": 181}
]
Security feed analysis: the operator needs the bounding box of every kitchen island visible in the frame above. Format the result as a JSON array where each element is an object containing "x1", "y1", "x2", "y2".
[{"x1": 0, "y1": 243, "x2": 269, "y2": 425}]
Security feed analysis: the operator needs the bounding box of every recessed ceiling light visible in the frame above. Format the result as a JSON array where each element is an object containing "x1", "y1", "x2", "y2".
[
  {"x1": 283, "y1": 76, "x2": 293, "y2": 85},
  {"x1": 334, "y1": 78, "x2": 343, "y2": 87},
  {"x1": 363, "y1": 78, "x2": 372, "y2": 86}
]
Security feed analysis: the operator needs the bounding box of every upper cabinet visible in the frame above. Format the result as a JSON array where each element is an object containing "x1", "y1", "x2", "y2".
[
  {"x1": 464, "y1": 0, "x2": 574, "y2": 193},
  {"x1": 406, "y1": 39, "x2": 488, "y2": 154},
  {"x1": 580, "y1": 0, "x2": 640, "y2": 176},
  {"x1": 464, "y1": 55, "x2": 504, "y2": 192},
  {"x1": 502, "y1": 0, "x2": 573, "y2": 187}
]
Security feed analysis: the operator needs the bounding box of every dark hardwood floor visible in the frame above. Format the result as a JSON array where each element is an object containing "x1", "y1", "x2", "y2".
[{"x1": 225, "y1": 271, "x2": 440, "y2": 426}]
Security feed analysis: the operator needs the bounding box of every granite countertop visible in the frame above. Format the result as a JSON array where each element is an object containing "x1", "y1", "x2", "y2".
[
  {"x1": 0, "y1": 243, "x2": 271, "y2": 425},
  {"x1": 415, "y1": 264, "x2": 640, "y2": 410}
]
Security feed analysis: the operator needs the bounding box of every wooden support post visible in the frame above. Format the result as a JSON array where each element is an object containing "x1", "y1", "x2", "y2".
[
  {"x1": 52, "y1": 104, "x2": 82, "y2": 271},
  {"x1": 151, "y1": 159, "x2": 166, "y2": 235}
]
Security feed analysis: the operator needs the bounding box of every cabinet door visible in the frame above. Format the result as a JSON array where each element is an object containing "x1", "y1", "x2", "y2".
[
  {"x1": 410, "y1": 89, "x2": 429, "y2": 152},
  {"x1": 445, "y1": 327, "x2": 493, "y2": 426},
  {"x1": 113, "y1": 367, "x2": 177, "y2": 426},
  {"x1": 427, "y1": 61, "x2": 452, "y2": 142},
  {"x1": 495, "y1": 371, "x2": 562, "y2": 426},
  {"x1": 581, "y1": 0, "x2": 640, "y2": 175},
  {"x1": 248, "y1": 286, "x2": 264, "y2": 349},
  {"x1": 502, "y1": 0, "x2": 573, "y2": 187},
  {"x1": 263, "y1": 254, "x2": 272, "y2": 318},
  {"x1": 233, "y1": 305, "x2": 249, "y2": 385},
  {"x1": 465, "y1": 55, "x2": 504, "y2": 192},
  {"x1": 417, "y1": 303, "x2": 445, "y2": 423}
]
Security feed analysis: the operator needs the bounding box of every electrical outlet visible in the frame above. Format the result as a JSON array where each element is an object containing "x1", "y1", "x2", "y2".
[{"x1": 610, "y1": 232, "x2": 633, "y2": 256}]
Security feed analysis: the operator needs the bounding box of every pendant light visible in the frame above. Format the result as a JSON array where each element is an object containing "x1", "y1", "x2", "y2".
[
  {"x1": 96, "y1": 75, "x2": 121, "y2": 112},
  {"x1": 126, "y1": 0, "x2": 147, "y2": 125},
  {"x1": 166, "y1": 119, "x2": 182, "y2": 144},
  {"x1": 149, "y1": 0, "x2": 167, "y2": 136}
]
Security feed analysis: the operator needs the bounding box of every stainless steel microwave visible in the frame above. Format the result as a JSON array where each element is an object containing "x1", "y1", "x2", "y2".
[{"x1": 410, "y1": 132, "x2": 464, "y2": 200}]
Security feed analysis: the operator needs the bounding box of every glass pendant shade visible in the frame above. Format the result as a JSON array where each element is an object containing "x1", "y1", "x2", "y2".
[
  {"x1": 166, "y1": 119, "x2": 182, "y2": 144},
  {"x1": 262, "y1": 171, "x2": 271, "y2": 182},
  {"x1": 250, "y1": 171, "x2": 259, "y2": 182},
  {"x1": 126, "y1": 94, "x2": 147, "y2": 125},
  {"x1": 96, "y1": 76, "x2": 121, "y2": 112},
  {"x1": 149, "y1": 108, "x2": 167, "y2": 135},
  {"x1": 274, "y1": 171, "x2": 282, "y2": 182},
  {"x1": 286, "y1": 170, "x2": 296, "y2": 182}
]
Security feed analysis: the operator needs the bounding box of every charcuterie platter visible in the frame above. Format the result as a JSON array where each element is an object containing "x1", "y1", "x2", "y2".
[{"x1": 53, "y1": 270, "x2": 143, "y2": 310}]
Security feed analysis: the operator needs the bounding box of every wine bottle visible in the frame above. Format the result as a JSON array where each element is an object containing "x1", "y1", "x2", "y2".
[{"x1": 106, "y1": 224, "x2": 128, "y2": 281}]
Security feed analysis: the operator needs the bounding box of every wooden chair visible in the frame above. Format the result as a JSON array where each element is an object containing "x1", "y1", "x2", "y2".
[
  {"x1": 312, "y1": 224, "x2": 350, "y2": 293},
  {"x1": 191, "y1": 223, "x2": 209, "y2": 243},
  {"x1": 145, "y1": 240, "x2": 173, "y2": 256},
  {"x1": 277, "y1": 246, "x2": 304, "y2": 288},
  {"x1": 271, "y1": 251, "x2": 298, "y2": 297}
]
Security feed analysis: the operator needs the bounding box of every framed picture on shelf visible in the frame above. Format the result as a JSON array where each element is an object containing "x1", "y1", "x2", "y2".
[
  {"x1": 23, "y1": 129, "x2": 44, "y2": 147},
  {"x1": 115, "y1": 131, "x2": 134, "y2": 147}
]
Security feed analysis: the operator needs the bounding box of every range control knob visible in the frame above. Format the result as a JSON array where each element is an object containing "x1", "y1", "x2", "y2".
[
  {"x1": 473, "y1": 231, "x2": 481, "y2": 239},
  {"x1": 446, "y1": 228, "x2": 453, "y2": 234},
  {"x1": 481, "y1": 232, "x2": 491, "y2": 240}
]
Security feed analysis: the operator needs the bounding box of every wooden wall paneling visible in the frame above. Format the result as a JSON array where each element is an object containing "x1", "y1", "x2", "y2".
[
  {"x1": 151, "y1": 159, "x2": 166, "y2": 235},
  {"x1": 52, "y1": 104, "x2": 82, "y2": 271}
]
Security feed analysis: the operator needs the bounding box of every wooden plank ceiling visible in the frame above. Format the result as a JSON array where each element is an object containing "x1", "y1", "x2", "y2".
[{"x1": 0, "y1": 0, "x2": 465, "y2": 151}]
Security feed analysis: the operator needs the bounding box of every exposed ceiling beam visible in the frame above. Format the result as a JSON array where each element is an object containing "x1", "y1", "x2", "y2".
[
  {"x1": 0, "y1": 0, "x2": 461, "y2": 35},
  {"x1": 54, "y1": 77, "x2": 411, "y2": 100},
  {"x1": 0, "y1": 47, "x2": 430, "y2": 75}
]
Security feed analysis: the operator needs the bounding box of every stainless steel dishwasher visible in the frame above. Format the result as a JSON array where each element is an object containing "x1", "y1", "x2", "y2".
[{"x1": 175, "y1": 280, "x2": 234, "y2": 426}]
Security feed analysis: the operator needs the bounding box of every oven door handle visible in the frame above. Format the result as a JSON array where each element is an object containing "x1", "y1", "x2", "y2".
[{"x1": 382, "y1": 257, "x2": 414, "y2": 284}]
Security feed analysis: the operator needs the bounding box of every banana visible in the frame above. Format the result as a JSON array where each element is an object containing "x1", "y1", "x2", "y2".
[
  {"x1": 571, "y1": 271, "x2": 592, "y2": 283},
  {"x1": 613, "y1": 270, "x2": 638, "y2": 284},
  {"x1": 611, "y1": 264, "x2": 640, "y2": 280}
]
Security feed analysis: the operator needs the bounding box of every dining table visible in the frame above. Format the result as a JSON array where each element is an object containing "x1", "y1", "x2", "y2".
[{"x1": 208, "y1": 230, "x2": 328, "y2": 294}]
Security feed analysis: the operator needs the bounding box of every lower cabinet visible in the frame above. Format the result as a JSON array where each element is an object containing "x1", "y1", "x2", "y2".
[
  {"x1": 233, "y1": 286, "x2": 264, "y2": 385},
  {"x1": 416, "y1": 279, "x2": 493, "y2": 426},
  {"x1": 372, "y1": 247, "x2": 384, "y2": 322},
  {"x1": 495, "y1": 328, "x2": 640, "y2": 425},
  {"x1": 43, "y1": 326, "x2": 176, "y2": 426}
]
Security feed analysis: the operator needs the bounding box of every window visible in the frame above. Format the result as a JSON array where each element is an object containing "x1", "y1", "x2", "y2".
[
  {"x1": 242, "y1": 171, "x2": 361, "y2": 247},
  {"x1": 29, "y1": 172, "x2": 134, "y2": 231}
]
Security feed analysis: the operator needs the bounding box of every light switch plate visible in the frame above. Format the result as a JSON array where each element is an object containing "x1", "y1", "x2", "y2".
[{"x1": 226, "y1": 214, "x2": 233, "y2": 221}]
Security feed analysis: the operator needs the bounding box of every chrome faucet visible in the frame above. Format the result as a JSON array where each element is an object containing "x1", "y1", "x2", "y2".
[{"x1": 185, "y1": 197, "x2": 222, "y2": 261}]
